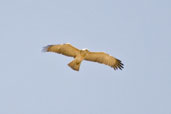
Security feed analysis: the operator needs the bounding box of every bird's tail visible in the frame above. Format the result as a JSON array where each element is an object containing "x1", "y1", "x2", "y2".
[{"x1": 68, "y1": 59, "x2": 82, "y2": 71}]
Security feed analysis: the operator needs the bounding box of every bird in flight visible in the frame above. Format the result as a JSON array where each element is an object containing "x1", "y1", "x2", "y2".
[{"x1": 43, "y1": 43, "x2": 124, "y2": 71}]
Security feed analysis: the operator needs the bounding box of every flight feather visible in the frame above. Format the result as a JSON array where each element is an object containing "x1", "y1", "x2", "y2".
[
  {"x1": 85, "y1": 52, "x2": 124, "y2": 70},
  {"x1": 43, "y1": 43, "x2": 80, "y2": 57}
]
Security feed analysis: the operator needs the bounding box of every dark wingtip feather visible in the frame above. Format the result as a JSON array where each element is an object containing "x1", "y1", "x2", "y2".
[
  {"x1": 113, "y1": 59, "x2": 124, "y2": 70},
  {"x1": 118, "y1": 59, "x2": 124, "y2": 70},
  {"x1": 42, "y1": 45, "x2": 52, "y2": 52}
]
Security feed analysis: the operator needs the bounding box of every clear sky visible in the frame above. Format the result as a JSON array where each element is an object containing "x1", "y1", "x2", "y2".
[{"x1": 0, "y1": 0, "x2": 171, "y2": 114}]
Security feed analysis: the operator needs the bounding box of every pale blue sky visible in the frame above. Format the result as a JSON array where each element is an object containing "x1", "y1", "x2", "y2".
[{"x1": 0, "y1": 0, "x2": 171, "y2": 114}]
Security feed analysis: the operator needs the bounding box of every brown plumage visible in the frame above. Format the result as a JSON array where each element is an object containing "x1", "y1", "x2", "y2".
[{"x1": 43, "y1": 43, "x2": 124, "y2": 71}]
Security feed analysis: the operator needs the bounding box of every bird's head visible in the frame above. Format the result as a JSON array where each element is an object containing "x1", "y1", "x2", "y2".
[
  {"x1": 80, "y1": 48, "x2": 89, "y2": 56},
  {"x1": 81, "y1": 48, "x2": 89, "y2": 51}
]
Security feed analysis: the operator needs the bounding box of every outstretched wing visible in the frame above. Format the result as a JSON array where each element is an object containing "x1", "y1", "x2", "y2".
[
  {"x1": 43, "y1": 43, "x2": 80, "y2": 57},
  {"x1": 84, "y1": 52, "x2": 124, "y2": 70}
]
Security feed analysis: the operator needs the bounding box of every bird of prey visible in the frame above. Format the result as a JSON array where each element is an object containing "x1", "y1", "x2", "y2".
[{"x1": 43, "y1": 43, "x2": 124, "y2": 71}]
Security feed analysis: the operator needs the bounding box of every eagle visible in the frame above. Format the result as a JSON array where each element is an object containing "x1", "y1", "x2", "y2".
[{"x1": 43, "y1": 43, "x2": 124, "y2": 71}]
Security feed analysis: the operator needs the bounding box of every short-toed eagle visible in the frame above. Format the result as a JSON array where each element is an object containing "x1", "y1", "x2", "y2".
[{"x1": 43, "y1": 43, "x2": 124, "y2": 71}]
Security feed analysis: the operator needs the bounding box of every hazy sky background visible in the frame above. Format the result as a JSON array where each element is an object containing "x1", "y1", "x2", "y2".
[{"x1": 0, "y1": 0, "x2": 171, "y2": 114}]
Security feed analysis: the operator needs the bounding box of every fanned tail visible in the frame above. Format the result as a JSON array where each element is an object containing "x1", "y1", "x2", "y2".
[{"x1": 68, "y1": 59, "x2": 81, "y2": 71}]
